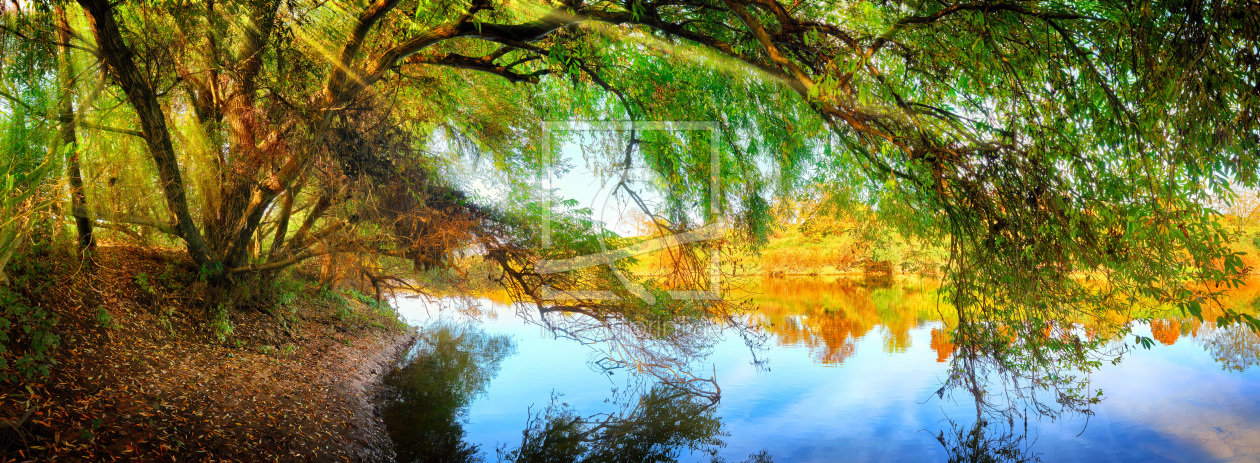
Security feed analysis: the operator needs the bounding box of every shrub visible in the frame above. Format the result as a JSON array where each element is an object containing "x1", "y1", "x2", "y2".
[
  {"x1": 0, "y1": 286, "x2": 60, "y2": 381},
  {"x1": 210, "y1": 303, "x2": 234, "y2": 342}
]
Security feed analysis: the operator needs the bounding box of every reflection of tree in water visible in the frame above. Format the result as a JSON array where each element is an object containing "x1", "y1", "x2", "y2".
[
  {"x1": 1150, "y1": 319, "x2": 1182, "y2": 346},
  {"x1": 382, "y1": 322, "x2": 516, "y2": 463},
  {"x1": 943, "y1": 318, "x2": 1122, "y2": 424},
  {"x1": 932, "y1": 302, "x2": 1258, "y2": 459},
  {"x1": 934, "y1": 320, "x2": 1255, "y2": 461},
  {"x1": 523, "y1": 302, "x2": 742, "y2": 400},
  {"x1": 773, "y1": 313, "x2": 859, "y2": 365},
  {"x1": 925, "y1": 315, "x2": 1114, "y2": 463},
  {"x1": 931, "y1": 327, "x2": 955, "y2": 363},
  {"x1": 934, "y1": 418, "x2": 1040, "y2": 463},
  {"x1": 381, "y1": 317, "x2": 771, "y2": 462},
  {"x1": 498, "y1": 384, "x2": 771, "y2": 463},
  {"x1": 1204, "y1": 322, "x2": 1260, "y2": 372},
  {"x1": 751, "y1": 278, "x2": 942, "y2": 365}
]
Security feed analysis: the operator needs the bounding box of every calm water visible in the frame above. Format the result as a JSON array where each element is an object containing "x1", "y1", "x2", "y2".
[{"x1": 385, "y1": 277, "x2": 1260, "y2": 462}]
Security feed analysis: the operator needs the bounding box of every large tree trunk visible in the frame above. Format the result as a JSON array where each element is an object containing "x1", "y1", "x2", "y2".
[
  {"x1": 77, "y1": 0, "x2": 213, "y2": 268},
  {"x1": 56, "y1": 5, "x2": 94, "y2": 254}
]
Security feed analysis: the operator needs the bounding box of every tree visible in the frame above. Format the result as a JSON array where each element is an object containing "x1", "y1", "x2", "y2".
[
  {"x1": 37, "y1": 0, "x2": 554, "y2": 303},
  {"x1": 499, "y1": 384, "x2": 729, "y2": 463},
  {"x1": 382, "y1": 321, "x2": 515, "y2": 462},
  {"x1": 1224, "y1": 186, "x2": 1260, "y2": 231},
  {"x1": 55, "y1": 4, "x2": 94, "y2": 254},
  {"x1": 0, "y1": 8, "x2": 62, "y2": 285},
  {"x1": 2, "y1": 0, "x2": 1256, "y2": 383}
]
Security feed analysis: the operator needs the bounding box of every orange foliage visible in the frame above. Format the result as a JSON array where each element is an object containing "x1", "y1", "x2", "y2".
[
  {"x1": 930, "y1": 327, "x2": 954, "y2": 363},
  {"x1": 768, "y1": 313, "x2": 860, "y2": 365},
  {"x1": 1150, "y1": 319, "x2": 1182, "y2": 346},
  {"x1": 810, "y1": 313, "x2": 860, "y2": 364}
]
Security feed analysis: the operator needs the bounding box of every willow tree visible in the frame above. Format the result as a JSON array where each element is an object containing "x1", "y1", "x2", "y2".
[
  {"x1": 15, "y1": 0, "x2": 1256, "y2": 346},
  {"x1": 46, "y1": 0, "x2": 556, "y2": 289},
  {"x1": 0, "y1": 0, "x2": 1252, "y2": 424},
  {"x1": 38, "y1": 0, "x2": 805, "y2": 302}
]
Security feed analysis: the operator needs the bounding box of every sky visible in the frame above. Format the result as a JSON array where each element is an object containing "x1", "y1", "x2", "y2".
[{"x1": 451, "y1": 124, "x2": 709, "y2": 240}]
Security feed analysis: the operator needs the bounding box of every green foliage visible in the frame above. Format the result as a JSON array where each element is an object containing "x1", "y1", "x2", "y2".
[
  {"x1": 134, "y1": 272, "x2": 155, "y2": 295},
  {"x1": 322, "y1": 288, "x2": 353, "y2": 322},
  {"x1": 210, "y1": 304, "x2": 234, "y2": 343},
  {"x1": 273, "y1": 275, "x2": 303, "y2": 307},
  {"x1": 0, "y1": 235, "x2": 62, "y2": 382},
  {"x1": 157, "y1": 264, "x2": 182, "y2": 291},
  {"x1": 347, "y1": 288, "x2": 406, "y2": 331},
  {"x1": 0, "y1": 113, "x2": 60, "y2": 286},
  {"x1": 3, "y1": 0, "x2": 1253, "y2": 325},
  {"x1": 0, "y1": 16, "x2": 63, "y2": 284},
  {"x1": 498, "y1": 386, "x2": 727, "y2": 463},
  {"x1": 318, "y1": 287, "x2": 408, "y2": 332},
  {"x1": 347, "y1": 288, "x2": 385, "y2": 311},
  {"x1": 382, "y1": 321, "x2": 515, "y2": 462},
  {"x1": 0, "y1": 2, "x2": 1254, "y2": 440},
  {"x1": 156, "y1": 306, "x2": 175, "y2": 335},
  {"x1": 197, "y1": 263, "x2": 224, "y2": 283},
  {"x1": 0, "y1": 286, "x2": 60, "y2": 382},
  {"x1": 264, "y1": 274, "x2": 306, "y2": 335},
  {"x1": 94, "y1": 306, "x2": 115, "y2": 330},
  {"x1": 858, "y1": 220, "x2": 911, "y2": 269},
  {"x1": 935, "y1": 419, "x2": 1039, "y2": 463}
]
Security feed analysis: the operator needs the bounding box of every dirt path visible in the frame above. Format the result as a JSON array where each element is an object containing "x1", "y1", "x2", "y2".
[{"x1": 0, "y1": 246, "x2": 416, "y2": 461}]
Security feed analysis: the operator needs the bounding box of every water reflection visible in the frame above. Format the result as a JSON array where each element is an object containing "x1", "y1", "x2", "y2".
[
  {"x1": 1204, "y1": 322, "x2": 1260, "y2": 372},
  {"x1": 382, "y1": 321, "x2": 516, "y2": 462},
  {"x1": 745, "y1": 276, "x2": 1260, "y2": 459},
  {"x1": 497, "y1": 385, "x2": 728, "y2": 463},
  {"x1": 392, "y1": 277, "x2": 1260, "y2": 461},
  {"x1": 383, "y1": 318, "x2": 762, "y2": 462},
  {"x1": 749, "y1": 277, "x2": 944, "y2": 366},
  {"x1": 748, "y1": 276, "x2": 1260, "y2": 384},
  {"x1": 934, "y1": 419, "x2": 1040, "y2": 463},
  {"x1": 747, "y1": 276, "x2": 1260, "y2": 373}
]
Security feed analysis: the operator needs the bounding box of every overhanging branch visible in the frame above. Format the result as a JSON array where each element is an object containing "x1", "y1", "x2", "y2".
[{"x1": 407, "y1": 52, "x2": 549, "y2": 83}]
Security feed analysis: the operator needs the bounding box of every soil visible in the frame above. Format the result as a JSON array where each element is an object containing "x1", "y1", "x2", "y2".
[{"x1": 0, "y1": 245, "x2": 416, "y2": 461}]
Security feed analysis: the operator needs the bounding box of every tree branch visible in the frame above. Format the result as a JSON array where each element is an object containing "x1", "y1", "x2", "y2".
[
  {"x1": 867, "y1": 2, "x2": 1099, "y2": 58},
  {"x1": 77, "y1": 0, "x2": 215, "y2": 267},
  {"x1": 407, "y1": 52, "x2": 548, "y2": 83},
  {"x1": 81, "y1": 208, "x2": 180, "y2": 236}
]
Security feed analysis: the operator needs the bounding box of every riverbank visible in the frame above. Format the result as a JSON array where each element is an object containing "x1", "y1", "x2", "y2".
[{"x1": 0, "y1": 245, "x2": 414, "y2": 461}]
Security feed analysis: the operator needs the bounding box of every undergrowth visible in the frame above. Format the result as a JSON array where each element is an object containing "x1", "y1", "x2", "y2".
[{"x1": 0, "y1": 240, "x2": 63, "y2": 382}]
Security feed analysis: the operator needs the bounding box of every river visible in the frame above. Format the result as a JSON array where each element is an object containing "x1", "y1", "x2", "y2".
[{"x1": 382, "y1": 277, "x2": 1260, "y2": 462}]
